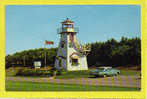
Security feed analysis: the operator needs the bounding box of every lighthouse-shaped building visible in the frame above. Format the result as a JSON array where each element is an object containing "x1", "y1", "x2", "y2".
[{"x1": 55, "y1": 18, "x2": 90, "y2": 71}]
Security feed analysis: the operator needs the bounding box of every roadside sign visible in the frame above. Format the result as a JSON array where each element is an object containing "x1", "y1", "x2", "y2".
[{"x1": 34, "y1": 61, "x2": 41, "y2": 68}]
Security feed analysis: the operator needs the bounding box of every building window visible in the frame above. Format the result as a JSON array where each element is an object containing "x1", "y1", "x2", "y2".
[
  {"x1": 71, "y1": 58, "x2": 79, "y2": 66},
  {"x1": 61, "y1": 41, "x2": 65, "y2": 48}
]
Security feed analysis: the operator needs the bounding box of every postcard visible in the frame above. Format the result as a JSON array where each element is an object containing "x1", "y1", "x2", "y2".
[{"x1": 0, "y1": 0, "x2": 146, "y2": 98}]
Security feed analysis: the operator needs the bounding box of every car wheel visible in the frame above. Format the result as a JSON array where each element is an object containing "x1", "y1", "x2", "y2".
[
  {"x1": 103, "y1": 74, "x2": 107, "y2": 78},
  {"x1": 115, "y1": 72, "x2": 119, "y2": 76}
]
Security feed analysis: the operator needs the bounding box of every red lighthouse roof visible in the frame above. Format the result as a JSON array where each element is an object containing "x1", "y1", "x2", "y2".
[{"x1": 61, "y1": 18, "x2": 74, "y2": 24}]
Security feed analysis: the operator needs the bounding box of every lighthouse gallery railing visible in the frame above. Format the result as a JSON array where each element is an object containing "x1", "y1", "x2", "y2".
[{"x1": 57, "y1": 27, "x2": 79, "y2": 34}]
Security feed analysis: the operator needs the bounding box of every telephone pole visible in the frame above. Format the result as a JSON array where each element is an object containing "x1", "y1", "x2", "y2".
[{"x1": 23, "y1": 56, "x2": 26, "y2": 66}]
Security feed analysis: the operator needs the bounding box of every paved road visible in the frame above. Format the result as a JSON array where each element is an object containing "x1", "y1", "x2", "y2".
[{"x1": 6, "y1": 75, "x2": 140, "y2": 88}]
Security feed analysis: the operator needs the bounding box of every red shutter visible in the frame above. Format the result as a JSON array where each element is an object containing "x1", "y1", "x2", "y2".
[{"x1": 70, "y1": 33, "x2": 74, "y2": 43}]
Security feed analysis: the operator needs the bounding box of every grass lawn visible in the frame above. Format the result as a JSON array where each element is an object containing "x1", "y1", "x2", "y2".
[
  {"x1": 55, "y1": 70, "x2": 140, "y2": 79},
  {"x1": 6, "y1": 81, "x2": 140, "y2": 91},
  {"x1": 120, "y1": 70, "x2": 140, "y2": 76},
  {"x1": 55, "y1": 70, "x2": 90, "y2": 79},
  {"x1": 6, "y1": 67, "x2": 141, "y2": 79}
]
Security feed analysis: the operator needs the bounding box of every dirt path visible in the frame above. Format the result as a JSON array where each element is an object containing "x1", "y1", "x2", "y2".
[{"x1": 6, "y1": 75, "x2": 140, "y2": 88}]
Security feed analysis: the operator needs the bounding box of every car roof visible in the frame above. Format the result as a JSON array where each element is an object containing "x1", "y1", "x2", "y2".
[{"x1": 98, "y1": 67, "x2": 112, "y2": 69}]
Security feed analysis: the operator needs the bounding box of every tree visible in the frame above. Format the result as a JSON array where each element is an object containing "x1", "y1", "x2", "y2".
[{"x1": 6, "y1": 37, "x2": 141, "y2": 69}]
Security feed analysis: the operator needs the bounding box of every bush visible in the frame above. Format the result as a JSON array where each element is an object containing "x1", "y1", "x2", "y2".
[
  {"x1": 16, "y1": 68, "x2": 51, "y2": 77},
  {"x1": 49, "y1": 67, "x2": 66, "y2": 76}
]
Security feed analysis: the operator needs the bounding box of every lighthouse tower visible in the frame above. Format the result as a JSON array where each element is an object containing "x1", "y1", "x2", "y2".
[{"x1": 55, "y1": 18, "x2": 90, "y2": 71}]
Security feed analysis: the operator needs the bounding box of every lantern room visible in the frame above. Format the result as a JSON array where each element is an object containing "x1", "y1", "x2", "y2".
[
  {"x1": 57, "y1": 18, "x2": 79, "y2": 34},
  {"x1": 62, "y1": 18, "x2": 74, "y2": 28}
]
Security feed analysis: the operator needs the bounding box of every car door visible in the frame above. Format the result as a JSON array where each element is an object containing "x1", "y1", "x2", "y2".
[
  {"x1": 105, "y1": 69, "x2": 110, "y2": 75},
  {"x1": 107, "y1": 69, "x2": 113, "y2": 75},
  {"x1": 110, "y1": 69, "x2": 116, "y2": 75}
]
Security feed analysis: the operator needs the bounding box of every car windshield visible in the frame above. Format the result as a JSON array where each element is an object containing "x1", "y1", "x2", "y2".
[{"x1": 97, "y1": 68, "x2": 104, "y2": 71}]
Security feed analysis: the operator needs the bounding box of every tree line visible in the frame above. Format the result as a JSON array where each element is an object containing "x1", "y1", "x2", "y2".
[
  {"x1": 87, "y1": 37, "x2": 141, "y2": 67},
  {"x1": 5, "y1": 37, "x2": 141, "y2": 69}
]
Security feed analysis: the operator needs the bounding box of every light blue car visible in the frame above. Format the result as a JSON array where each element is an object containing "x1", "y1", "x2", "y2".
[{"x1": 90, "y1": 67, "x2": 120, "y2": 77}]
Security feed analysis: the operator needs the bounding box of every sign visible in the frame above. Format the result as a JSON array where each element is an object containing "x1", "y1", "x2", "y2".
[{"x1": 34, "y1": 61, "x2": 41, "y2": 68}]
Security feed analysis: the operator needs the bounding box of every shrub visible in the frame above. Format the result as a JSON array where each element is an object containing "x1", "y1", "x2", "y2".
[{"x1": 16, "y1": 68, "x2": 51, "y2": 77}]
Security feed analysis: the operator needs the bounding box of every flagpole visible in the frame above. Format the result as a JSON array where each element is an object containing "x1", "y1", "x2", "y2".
[
  {"x1": 44, "y1": 41, "x2": 47, "y2": 70},
  {"x1": 44, "y1": 40, "x2": 54, "y2": 70}
]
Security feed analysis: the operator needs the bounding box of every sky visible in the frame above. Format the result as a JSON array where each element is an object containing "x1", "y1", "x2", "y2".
[{"x1": 6, "y1": 5, "x2": 141, "y2": 55}]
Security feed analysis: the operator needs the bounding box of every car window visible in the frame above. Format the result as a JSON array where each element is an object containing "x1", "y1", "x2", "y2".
[
  {"x1": 97, "y1": 68, "x2": 104, "y2": 71},
  {"x1": 107, "y1": 68, "x2": 111, "y2": 71}
]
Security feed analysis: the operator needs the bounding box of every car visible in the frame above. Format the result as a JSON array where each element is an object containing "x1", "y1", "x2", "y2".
[{"x1": 90, "y1": 67, "x2": 120, "y2": 77}]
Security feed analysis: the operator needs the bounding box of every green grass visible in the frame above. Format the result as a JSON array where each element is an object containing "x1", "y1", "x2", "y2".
[
  {"x1": 120, "y1": 70, "x2": 140, "y2": 76},
  {"x1": 55, "y1": 70, "x2": 90, "y2": 79},
  {"x1": 6, "y1": 81, "x2": 140, "y2": 91},
  {"x1": 6, "y1": 67, "x2": 141, "y2": 79},
  {"x1": 55, "y1": 70, "x2": 140, "y2": 79}
]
